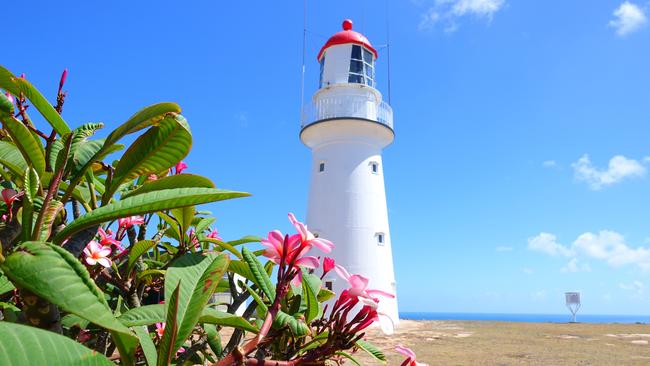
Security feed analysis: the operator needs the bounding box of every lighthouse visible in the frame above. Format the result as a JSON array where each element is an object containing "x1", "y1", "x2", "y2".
[{"x1": 300, "y1": 19, "x2": 398, "y2": 324}]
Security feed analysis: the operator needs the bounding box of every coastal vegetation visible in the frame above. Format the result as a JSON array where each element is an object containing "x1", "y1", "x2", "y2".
[{"x1": 0, "y1": 66, "x2": 422, "y2": 365}]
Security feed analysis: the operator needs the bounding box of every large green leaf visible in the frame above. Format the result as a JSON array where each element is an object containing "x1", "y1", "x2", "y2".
[
  {"x1": 242, "y1": 247, "x2": 275, "y2": 300},
  {"x1": 0, "y1": 141, "x2": 27, "y2": 181},
  {"x1": 165, "y1": 253, "x2": 230, "y2": 351},
  {"x1": 107, "y1": 114, "x2": 192, "y2": 198},
  {"x1": 157, "y1": 282, "x2": 181, "y2": 366},
  {"x1": 126, "y1": 239, "x2": 157, "y2": 275},
  {"x1": 134, "y1": 325, "x2": 158, "y2": 366},
  {"x1": 170, "y1": 205, "x2": 195, "y2": 239},
  {"x1": 118, "y1": 304, "x2": 258, "y2": 333},
  {"x1": 1, "y1": 115, "x2": 45, "y2": 176},
  {"x1": 53, "y1": 187, "x2": 250, "y2": 243},
  {"x1": 0, "y1": 65, "x2": 71, "y2": 135},
  {"x1": 104, "y1": 102, "x2": 181, "y2": 148},
  {"x1": 121, "y1": 174, "x2": 215, "y2": 199},
  {"x1": 0, "y1": 242, "x2": 137, "y2": 344},
  {"x1": 0, "y1": 322, "x2": 113, "y2": 365}
]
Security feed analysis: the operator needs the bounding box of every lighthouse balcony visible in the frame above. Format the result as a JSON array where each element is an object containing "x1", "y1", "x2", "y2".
[{"x1": 301, "y1": 94, "x2": 393, "y2": 131}]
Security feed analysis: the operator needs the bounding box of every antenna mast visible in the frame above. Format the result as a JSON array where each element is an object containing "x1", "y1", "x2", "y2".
[
  {"x1": 299, "y1": 0, "x2": 307, "y2": 126},
  {"x1": 385, "y1": 0, "x2": 392, "y2": 105}
]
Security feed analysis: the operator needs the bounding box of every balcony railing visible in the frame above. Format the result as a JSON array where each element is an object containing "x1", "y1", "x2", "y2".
[{"x1": 301, "y1": 94, "x2": 393, "y2": 130}]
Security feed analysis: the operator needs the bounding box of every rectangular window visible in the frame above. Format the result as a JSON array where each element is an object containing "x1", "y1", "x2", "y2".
[
  {"x1": 349, "y1": 60, "x2": 363, "y2": 73},
  {"x1": 371, "y1": 162, "x2": 378, "y2": 173},
  {"x1": 351, "y1": 45, "x2": 362, "y2": 60},
  {"x1": 348, "y1": 74, "x2": 364, "y2": 84},
  {"x1": 377, "y1": 233, "x2": 384, "y2": 245},
  {"x1": 319, "y1": 57, "x2": 325, "y2": 87},
  {"x1": 363, "y1": 49, "x2": 373, "y2": 63},
  {"x1": 325, "y1": 281, "x2": 333, "y2": 291},
  {"x1": 319, "y1": 162, "x2": 325, "y2": 172}
]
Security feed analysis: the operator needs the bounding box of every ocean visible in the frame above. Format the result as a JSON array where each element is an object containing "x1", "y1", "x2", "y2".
[{"x1": 400, "y1": 312, "x2": 650, "y2": 324}]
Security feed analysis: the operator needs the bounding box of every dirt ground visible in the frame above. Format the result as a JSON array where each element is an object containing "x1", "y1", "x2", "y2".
[{"x1": 355, "y1": 320, "x2": 650, "y2": 365}]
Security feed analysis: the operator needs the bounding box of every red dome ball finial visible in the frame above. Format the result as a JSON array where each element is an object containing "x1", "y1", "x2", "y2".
[{"x1": 342, "y1": 19, "x2": 353, "y2": 31}]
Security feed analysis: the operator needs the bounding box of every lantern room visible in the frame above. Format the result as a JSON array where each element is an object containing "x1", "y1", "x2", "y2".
[{"x1": 318, "y1": 19, "x2": 378, "y2": 88}]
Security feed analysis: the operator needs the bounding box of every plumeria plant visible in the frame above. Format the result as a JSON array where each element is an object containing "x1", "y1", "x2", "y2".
[{"x1": 0, "y1": 66, "x2": 422, "y2": 365}]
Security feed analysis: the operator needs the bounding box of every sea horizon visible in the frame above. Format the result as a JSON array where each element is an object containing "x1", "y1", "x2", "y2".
[{"x1": 400, "y1": 312, "x2": 650, "y2": 324}]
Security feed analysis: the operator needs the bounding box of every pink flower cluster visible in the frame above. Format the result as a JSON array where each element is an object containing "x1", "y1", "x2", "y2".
[{"x1": 261, "y1": 213, "x2": 334, "y2": 286}]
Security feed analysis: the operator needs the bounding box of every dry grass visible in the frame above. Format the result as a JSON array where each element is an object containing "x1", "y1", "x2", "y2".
[{"x1": 354, "y1": 320, "x2": 650, "y2": 365}]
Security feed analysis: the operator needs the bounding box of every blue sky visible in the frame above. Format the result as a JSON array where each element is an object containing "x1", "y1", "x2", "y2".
[{"x1": 6, "y1": 0, "x2": 650, "y2": 315}]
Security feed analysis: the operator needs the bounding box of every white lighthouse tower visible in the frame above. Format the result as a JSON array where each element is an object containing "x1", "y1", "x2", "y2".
[{"x1": 300, "y1": 19, "x2": 398, "y2": 324}]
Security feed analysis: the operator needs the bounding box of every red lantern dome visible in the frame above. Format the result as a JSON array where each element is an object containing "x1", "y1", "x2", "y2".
[{"x1": 317, "y1": 19, "x2": 378, "y2": 61}]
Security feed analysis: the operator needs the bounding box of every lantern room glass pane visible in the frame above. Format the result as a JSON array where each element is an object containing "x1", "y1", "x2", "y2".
[
  {"x1": 349, "y1": 60, "x2": 363, "y2": 73},
  {"x1": 351, "y1": 45, "x2": 362, "y2": 60},
  {"x1": 363, "y1": 49, "x2": 373, "y2": 63},
  {"x1": 348, "y1": 74, "x2": 364, "y2": 84}
]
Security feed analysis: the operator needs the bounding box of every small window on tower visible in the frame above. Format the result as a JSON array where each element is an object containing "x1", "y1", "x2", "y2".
[
  {"x1": 370, "y1": 162, "x2": 379, "y2": 174},
  {"x1": 325, "y1": 281, "x2": 333, "y2": 291},
  {"x1": 319, "y1": 162, "x2": 325, "y2": 172},
  {"x1": 377, "y1": 233, "x2": 385, "y2": 245},
  {"x1": 319, "y1": 57, "x2": 325, "y2": 87}
]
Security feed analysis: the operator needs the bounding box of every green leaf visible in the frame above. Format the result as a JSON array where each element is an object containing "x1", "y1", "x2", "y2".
[
  {"x1": 61, "y1": 313, "x2": 89, "y2": 329},
  {"x1": 0, "y1": 322, "x2": 113, "y2": 365},
  {"x1": 0, "y1": 65, "x2": 71, "y2": 135},
  {"x1": 121, "y1": 174, "x2": 215, "y2": 199},
  {"x1": 34, "y1": 200, "x2": 63, "y2": 241},
  {"x1": 317, "y1": 288, "x2": 336, "y2": 302},
  {"x1": 301, "y1": 272, "x2": 322, "y2": 322},
  {"x1": 194, "y1": 216, "x2": 216, "y2": 234},
  {"x1": 127, "y1": 239, "x2": 157, "y2": 275},
  {"x1": 335, "y1": 352, "x2": 363, "y2": 366},
  {"x1": 0, "y1": 91, "x2": 14, "y2": 115},
  {"x1": 227, "y1": 260, "x2": 254, "y2": 280},
  {"x1": 200, "y1": 307, "x2": 258, "y2": 333},
  {"x1": 1, "y1": 115, "x2": 45, "y2": 176},
  {"x1": 204, "y1": 324, "x2": 222, "y2": 359},
  {"x1": 273, "y1": 311, "x2": 310, "y2": 337},
  {"x1": 134, "y1": 325, "x2": 158, "y2": 366},
  {"x1": 107, "y1": 114, "x2": 191, "y2": 197},
  {"x1": 105, "y1": 102, "x2": 181, "y2": 148},
  {"x1": 0, "y1": 242, "x2": 137, "y2": 343},
  {"x1": 170, "y1": 205, "x2": 195, "y2": 238},
  {"x1": 23, "y1": 167, "x2": 39, "y2": 203},
  {"x1": 0, "y1": 270, "x2": 15, "y2": 295},
  {"x1": 0, "y1": 141, "x2": 28, "y2": 179},
  {"x1": 157, "y1": 282, "x2": 181, "y2": 366},
  {"x1": 356, "y1": 340, "x2": 387, "y2": 363},
  {"x1": 226, "y1": 235, "x2": 262, "y2": 246},
  {"x1": 53, "y1": 187, "x2": 250, "y2": 243},
  {"x1": 118, "y1": 304, "x2": 258, "y2": 333},
  {"x1": 165, "y1": 253, "x2": 230, "y2": 352},
  {"x1": 203, "y1": 238, "x2": 242, "y2": 259},
  {"x1": 242, "y1": 247, "x2": 275, "y2": 300}
]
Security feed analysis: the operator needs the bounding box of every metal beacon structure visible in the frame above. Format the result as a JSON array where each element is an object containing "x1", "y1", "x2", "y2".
[{"x1": 300, "y1": 19, "x2": 399, "y2": 324}]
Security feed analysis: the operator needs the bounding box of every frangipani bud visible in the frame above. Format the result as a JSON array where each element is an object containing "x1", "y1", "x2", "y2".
[
  {"x1": 323, "y1": 257, "x2": 336, "y2": 274},
  {"x1": 58, "y1": 69, "x2": 68, "y2": 93}
]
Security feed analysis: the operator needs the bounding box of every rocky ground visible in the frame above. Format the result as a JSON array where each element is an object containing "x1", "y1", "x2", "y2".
[{"x1": 355, "y1": 320, "x2": 650, "y2": 365}]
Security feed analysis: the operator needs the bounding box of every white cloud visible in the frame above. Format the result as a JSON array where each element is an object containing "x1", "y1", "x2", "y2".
[
  {"x1": 522, "y1": 267, "x2": 534, "y2": 275},
  {"x1": 561, "y1": 258, "x2": 591, "y2": 273},
  {"x1": 496, "y1": 246, "x2": 513, "y2": 252},
  {"x1": 609, "y1": 1, "x2": 647, "y2": 36},
  {"x1": 528, "y1": 233, "x2": 573, "y2": 257},
  {"x1": 542, "y1": 160, "x2": 557, "y2": 168},
  {"x1": 418, "y1": 0, "x2": 505, "y2": 32},
  {"x1": 619, "y1": 280, "x2": 645, "y2": 296},
  {"x1": 572, "y1": 154, "x2": 646, "y2": 190},
  {"x1": 530, "y1": 230, "x2": 650, "y2": 271}
]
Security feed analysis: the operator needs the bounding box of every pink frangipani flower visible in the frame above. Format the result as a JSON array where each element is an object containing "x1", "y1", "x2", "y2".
[
  {"x1": 4, "y1": 92, "x2": 14, "y2": 104},
  {"x1": 155, "y1": 322, "x2": 165, "y2": 338},
  {"x1": 98, "y1": 227, "x2": 123, "y2": 250},
  {"x1": 118, "y1": 216, "x2": 145, "y2": 229},
  {"x1": 83, "y1": 241, "x2": 112, "y2": 268},
  {"x1": 207, "y1": 229, "x2": 222, "y2": 240},
  {"x1": 174, "y1": 161, "x2": 187, "y2": 175},
  {"x1": 396, "y1": 345, "x2": 428, "y2": 366},
  {"x1": 288, "y1": 213, "x2": 334, "y2": 253},
  {"x1": 323, "y1": 257, "x2": 336, "y2": 275}
]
